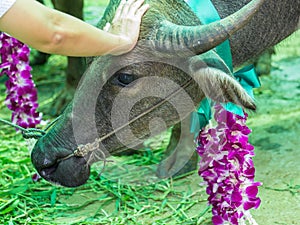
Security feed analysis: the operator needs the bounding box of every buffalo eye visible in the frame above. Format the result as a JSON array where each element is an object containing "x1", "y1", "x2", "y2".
[{"x1": 116, "y1": 73, "x2": 136, "y2": 87}]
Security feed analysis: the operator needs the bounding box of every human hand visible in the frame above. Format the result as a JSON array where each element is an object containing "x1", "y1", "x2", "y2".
[{"x1": 104, "y1": 0, "x2": 149, "y2": 55}]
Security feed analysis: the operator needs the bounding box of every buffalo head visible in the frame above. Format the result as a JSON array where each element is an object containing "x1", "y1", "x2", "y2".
[{"x1": 31, "y1": 0, "x2": 266, "y2": 187}]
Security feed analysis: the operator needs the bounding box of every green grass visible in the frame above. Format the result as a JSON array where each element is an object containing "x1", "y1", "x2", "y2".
[{"x1": 0, "y1": 122, "x2": 210, "y2": 224}]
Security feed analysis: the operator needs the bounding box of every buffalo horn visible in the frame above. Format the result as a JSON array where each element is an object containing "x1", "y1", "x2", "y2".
[{"x1": 152, "y1": 0, "x2": 265, "y2": 55}]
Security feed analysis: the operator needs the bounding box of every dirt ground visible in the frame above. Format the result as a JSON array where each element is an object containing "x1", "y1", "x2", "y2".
[{"x1": 248, "y1": 56, "x2": 300, "y2": 224}]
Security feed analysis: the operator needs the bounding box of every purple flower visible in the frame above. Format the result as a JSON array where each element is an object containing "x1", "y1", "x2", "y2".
[
  {"x1": 0, "y1": 32, "x2": 42, "y2": 128},
  {"x1": 196, "y1": 104, "x2": 261, "y2": 225},
  {"x1": 32, "y1": 173, "x2": 42, "y2": 182}
]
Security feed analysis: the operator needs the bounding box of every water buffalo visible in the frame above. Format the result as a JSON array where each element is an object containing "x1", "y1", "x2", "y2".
[{"x1": 31, "y1": 0, "x2": 300, "y2": 187}]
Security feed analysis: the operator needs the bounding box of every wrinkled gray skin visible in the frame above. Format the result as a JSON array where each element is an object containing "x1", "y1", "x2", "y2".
[{"x1": 31, "y1": 0, "x2": 300, "y2": 187}]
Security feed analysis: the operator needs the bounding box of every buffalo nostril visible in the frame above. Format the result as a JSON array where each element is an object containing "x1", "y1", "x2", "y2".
[
  {"x1": 41, "y1": 163, "x2": 58, "y2": 177},
  {"x1": 43, "y1": 158, "x2": 54, "y2": 167}
]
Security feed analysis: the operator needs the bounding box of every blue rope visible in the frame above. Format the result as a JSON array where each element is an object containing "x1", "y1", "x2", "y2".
[{"x1": 0, "y1": 116, "x2": 61, "y2": 139}]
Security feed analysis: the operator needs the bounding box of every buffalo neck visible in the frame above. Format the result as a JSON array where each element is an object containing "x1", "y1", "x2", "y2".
[{"x1": 212, "y1": 0, "x2": 300, "y2": 67}]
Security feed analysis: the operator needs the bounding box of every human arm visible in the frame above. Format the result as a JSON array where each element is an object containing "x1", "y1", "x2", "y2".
[{"x1": 0, "y1": 0, "x2": 149, "y2": 56}]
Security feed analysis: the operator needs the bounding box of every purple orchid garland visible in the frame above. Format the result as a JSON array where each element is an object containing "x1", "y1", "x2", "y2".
[
  {"x1": 196, "y1": 104, "x2": 261, "y2": 225},
  {"x1": 0, "y1": 32, "x2": 41, "y2": 128}
]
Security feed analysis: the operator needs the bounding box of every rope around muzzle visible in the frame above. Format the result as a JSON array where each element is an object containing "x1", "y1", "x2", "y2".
[
  {"x1": 57, "y1": 135, "x2": 114, "y2": 178},
  {"x1": 0, "y1": 116, "x2": 112, "y2": 177}
]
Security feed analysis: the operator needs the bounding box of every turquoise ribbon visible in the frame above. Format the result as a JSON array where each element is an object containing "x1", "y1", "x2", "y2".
[
  {"x1": 186, "y1": 0, "x2": 233, "y2": 70},
  {"x1": 186, "y1": 0, "x2": 261, "y2": 134},
  {"x1": 190, "y1": 98, "x2": 212, "y2": 135},
  {"x1": 234, "y1": 64, "x2": 261, "y2": 99}
]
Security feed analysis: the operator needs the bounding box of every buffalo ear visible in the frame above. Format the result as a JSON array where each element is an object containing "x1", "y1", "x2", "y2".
[{"x1": 188, "y1": 56, "x2": 256, "y2": 110}]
